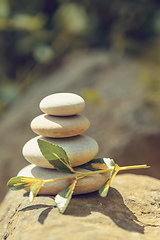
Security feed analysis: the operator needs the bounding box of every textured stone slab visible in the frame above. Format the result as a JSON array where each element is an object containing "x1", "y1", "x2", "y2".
[
  {"x1": 40, "y1": 93, "x2": 85, "y2": 116},
  {"x1": 22, "y1": 135, "x2": 99, "y2": 168},
  {"x1": 31, "y1": 114, "x2": 90, "y2": 138},
  {"x1": 1, "y1": 174, "x2": 160, "y2": 240},
  {"x1": 17, "y1": 164, "x2": 110, "y2": 195}
]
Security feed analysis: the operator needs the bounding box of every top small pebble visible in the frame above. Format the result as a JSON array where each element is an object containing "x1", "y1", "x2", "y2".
[{"x1": 40, "y1": 93, "x2": 85, "y2": 116}]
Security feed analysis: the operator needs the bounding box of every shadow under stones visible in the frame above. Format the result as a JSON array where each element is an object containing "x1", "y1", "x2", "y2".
[
  {"x1": 20, "y1": 193, "x2": 56, "y2": 224},
  {"x1": 20, "y1": 188, "x2": 144, "y2": 233},
  {"x1": 19, "y1": 203, "x2": 55, "y2": 224},
  {"x1": 65, "y1": 187, "x2": 145, "y2": 234}
]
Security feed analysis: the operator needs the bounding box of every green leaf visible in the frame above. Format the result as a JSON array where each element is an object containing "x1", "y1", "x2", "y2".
[
  {"x1": 81, "y1": 158, "x2": 114, "y2": 171},
  {"x1": 81, "y1": 158, "x2": 118, "y2": 198},
  {"x1": 29, "y1": 180, "x2": 44, "y2": 202},
  {"x1": 38, "y1": 139, "x2": 75, "y2": 173},
  {"x1": 99, "y1": 164, "x2": 121, "y2": 197},
  {"x1": 7, "y1": 176, "x2": 41, "y2": 191},
  {"x1": 55, "y1": 179, "x2": 77, "y2": 214}
]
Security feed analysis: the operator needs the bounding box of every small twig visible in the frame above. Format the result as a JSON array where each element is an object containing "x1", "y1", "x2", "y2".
[
  {"x1": 44, "y1": 164, "x2": 150, "y2": 184},
  {"x1": 120, "y1": 164, "x2": 149, "y2": 171},
  {"x1": 44, "y1": 167, "x2": 114, "y2": 184}
]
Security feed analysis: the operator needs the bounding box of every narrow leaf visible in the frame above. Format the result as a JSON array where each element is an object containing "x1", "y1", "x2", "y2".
[
  {"x1": 7, "y1": 176, "x2": 41, "y2": 191},
  {"x1": 29, "y1": 180, "x2": 44, "y2": 202},
  {"x1": 55, "y1": 179, "x2": 77, "y2": 214},
  {"x1": 81, "y1": 158, "x2": 114, "y2": 171},
  {"x1": 38, "y1": 139, "x2": 75, "y2": 173},
  {"x1": 99, "y1": 164, "x2": 121, "y2": 197}
]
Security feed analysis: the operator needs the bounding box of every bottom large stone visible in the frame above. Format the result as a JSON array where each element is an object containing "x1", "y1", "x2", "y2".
[{"x1": 17, "y1": 164, "x2": 110, "y2": 195}]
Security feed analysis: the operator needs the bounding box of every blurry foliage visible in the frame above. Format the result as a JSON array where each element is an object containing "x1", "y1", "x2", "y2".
[
  {"x1": 0, "y1": 0, "x2": 160, "y2": 115},
  {"x1": 141, "y1": 71, "x2": 160, "y2": 105},
  {"x1": 82, "y1": 88, "x2": 103, "y2": 105}
]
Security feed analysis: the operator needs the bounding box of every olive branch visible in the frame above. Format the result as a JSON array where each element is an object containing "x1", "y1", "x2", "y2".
[{"x1": 7, "y1": 139, "x2": 149, "y2": 214}]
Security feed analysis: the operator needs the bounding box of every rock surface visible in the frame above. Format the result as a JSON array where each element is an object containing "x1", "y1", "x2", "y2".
[
  {"x1": 0, "y1": 50, "x2": 160, "y2": 202},
  {"x1": 0, "y1": 174, "x2": 160, "y2": 240},
  {"x1": 17, "y1": 164, "x2": 110, "y2": 195},
  {"x1": 40, "y1": 93, "x2": 85, "y2": 116},
  {"x1": 30, "y1": 114, "x2": 90, "y2": 138},
  {"x1": 22, "y1": 135, "x2": 99, "y2": 168}
]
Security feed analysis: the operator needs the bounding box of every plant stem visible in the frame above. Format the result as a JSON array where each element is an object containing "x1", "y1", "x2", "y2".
[
  {"x1": 44, "y1": 164, "x2": 150, "y2": 184},
  {"x1": 44, "y1": 167, "x2": 114, "y2": 184},
  {"x1": 120, "y1": 164, "x2": 149, "y2": 171}
]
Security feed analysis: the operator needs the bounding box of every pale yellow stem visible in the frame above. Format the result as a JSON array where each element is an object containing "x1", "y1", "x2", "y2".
[
  {"x1": 44, "y1": 167, "x2": 114, "y2": 184},
  {"x1": 43, "y1": 164, "x2": 150, "y2": 184},
  {"x1": 120, "y1": 164, "x2": 150, "y2": 171}
]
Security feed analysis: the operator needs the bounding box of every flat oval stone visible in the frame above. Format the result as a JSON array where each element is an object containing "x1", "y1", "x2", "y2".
[
  {"x1": 30, "y1": 114, "x2": 90, "y2": 138},
  {"x1": 22, "y1": 135, "x2": 99, "y2": 168},
  {"x1": 17, "y1": 164, "x2": 110, "y2": 195},
  {"x1": 40, "y1": 93, "x2": 85, "y2": 116}
]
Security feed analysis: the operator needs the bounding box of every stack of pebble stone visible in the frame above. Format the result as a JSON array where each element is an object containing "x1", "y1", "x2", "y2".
[{"x1": 18, "y1": 93, "x2": 110, "y2": 195}]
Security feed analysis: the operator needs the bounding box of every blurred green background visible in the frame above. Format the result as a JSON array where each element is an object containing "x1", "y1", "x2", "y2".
[{"x1": 0, "y1": 0, "x2": 160, "y2": 115}]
